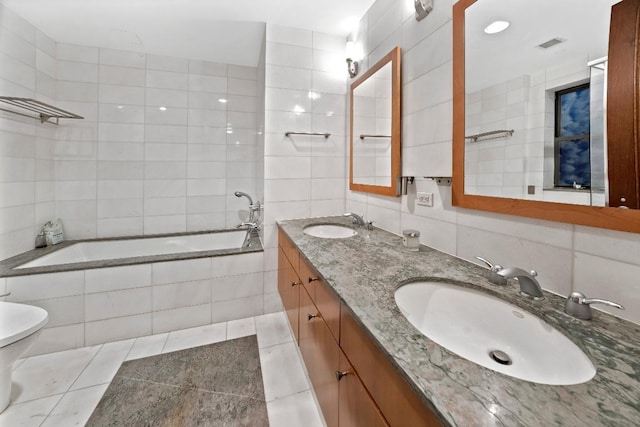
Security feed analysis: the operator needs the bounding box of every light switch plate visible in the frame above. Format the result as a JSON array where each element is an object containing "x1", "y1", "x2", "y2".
[{"x1": 417, "y1": 192, "x2": 433, "y2": 207}]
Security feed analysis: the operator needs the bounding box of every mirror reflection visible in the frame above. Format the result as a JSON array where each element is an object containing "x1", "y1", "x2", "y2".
[
  {"x1": 352, "y1": 62, "x2": 393, "y2": 186},
  {"x1": 464, "y1": 0, "x2": 618, "y2": 207},
  {"x1": 349, "y1": 46, "x2": 401, "y2": 197}
]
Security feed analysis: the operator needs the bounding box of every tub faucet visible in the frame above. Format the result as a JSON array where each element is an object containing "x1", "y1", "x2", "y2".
[
  {"x1": 344, "y1": 212, "x2": 365, "y2": 226},
  {"x1": 237, "y1": 222, "x2": 259, "y2": 230},
  {"x1": 496, "y1": 267, "x2": 545, "y2": 300}
]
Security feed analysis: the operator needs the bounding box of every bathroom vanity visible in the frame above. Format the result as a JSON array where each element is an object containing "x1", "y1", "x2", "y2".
[{"x1": 277, "y1": 217, "x2": 640, "y2": 426}]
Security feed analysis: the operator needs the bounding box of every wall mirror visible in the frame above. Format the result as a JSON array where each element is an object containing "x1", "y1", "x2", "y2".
[
  {"x1": 350, "y1": 46, "x2": 401, "y2": 197},
  {"x1": 453, "y1": 0, "x2": 640, "y2": 233}
]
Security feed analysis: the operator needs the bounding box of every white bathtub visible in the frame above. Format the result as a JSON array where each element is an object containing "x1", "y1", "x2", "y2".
[{"x1": 17, "y1": 230, "x2": 248, "y2": 269}]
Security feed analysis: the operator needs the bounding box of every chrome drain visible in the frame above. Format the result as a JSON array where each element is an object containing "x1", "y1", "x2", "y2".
[{"x1": 489, "y1": 350, "x2": 512, "y2": 365}]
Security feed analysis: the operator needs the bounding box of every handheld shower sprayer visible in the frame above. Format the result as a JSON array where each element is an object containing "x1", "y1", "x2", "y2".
[
  {"x1": 234, "y1": 191, "x2": 253, "y2": 205},
  {"x1": 234, "y1": 191, "x2": 260, "y2": 225}
]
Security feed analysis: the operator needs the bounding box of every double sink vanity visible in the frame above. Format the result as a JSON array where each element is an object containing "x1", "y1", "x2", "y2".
[{"x1": 277, "y1": 216, "x2": 640, "y2": 426}]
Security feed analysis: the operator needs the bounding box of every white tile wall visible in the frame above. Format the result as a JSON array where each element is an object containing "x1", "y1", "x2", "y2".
[
  {"x1": 3, "y1": 249, "x2": 269, "y2": 356},
  {"x1": 344, "y1": 0, "x2": 640, "y2": 326},
  {"x1": 0, "y1": 9, "x2": 263, "y2": 253}
]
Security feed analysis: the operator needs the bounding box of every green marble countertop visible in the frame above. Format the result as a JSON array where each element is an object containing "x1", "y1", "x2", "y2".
[{"x1": 278, "y1": 216, "x2": 640, "y2": 427}]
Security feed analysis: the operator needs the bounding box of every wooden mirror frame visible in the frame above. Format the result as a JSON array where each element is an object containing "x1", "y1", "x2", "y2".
[
  {"x1": 349, "y1": 46, "x2": 402, "y2": 197},
  {"x1": 452, "y1": 0, "x2": 640, "y2": 233}
]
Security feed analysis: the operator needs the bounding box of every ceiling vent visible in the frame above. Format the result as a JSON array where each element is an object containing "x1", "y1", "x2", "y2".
[{"x1": 537, "y1": 38, "x2": 566, "y2": 49}]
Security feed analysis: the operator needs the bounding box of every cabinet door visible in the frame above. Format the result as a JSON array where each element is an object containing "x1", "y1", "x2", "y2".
[
  {"x1": 278, "y1": 247, "x2": 300, "y2": 342},
  {"x1": 607, "y1": 0, "x2": 640, "y2": 208},
  {"x1": 299, "y1": 287, "x2": 340, "y2": 427},
  {"x1": 338, "y1": 351, "x2": 389, "y2": 427},
  {"x1": 340, "y1": 305, "x2": 441, "y2": 427},
  {"x1": 300, "y1": 258, "x2": 340, "y2": 341}
]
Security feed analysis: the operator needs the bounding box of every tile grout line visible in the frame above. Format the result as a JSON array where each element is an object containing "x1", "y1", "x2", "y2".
[
  {"x1": 117, "y1": 375, "x2": 266, "y2": 403},
  {"x1": 66, "y1": 343, "x2": 105, "y2": 392}
]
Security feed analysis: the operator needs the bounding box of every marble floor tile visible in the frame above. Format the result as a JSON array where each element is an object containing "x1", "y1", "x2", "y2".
[
  {"x1": 70, "y1": 339, "x2": 135, "y2": 390},
  {"x1": 162, "y1": 322, "x2": 227, "y2": 354},
  {"x1": 267, "y1": 390, "x2": 326, "y2": 427},
  {"x1": 260, "y1": 341, "x2": 310, "y2": 402},
  {"x1": 117, "y1": 336, "x2": 264, "y2": 399},
  {"x1": 255, "y1": 312, "x2": 293, "y2": 349},
  {"x1": 11, "y1": 346, "x2": 100, "y2": 404},
  {"x1": 0, "y1": 395, "x2": 62, "y2": 427},
  {"x1": 89, "y1": 380, "x2": 268, "y2": 426},
  {"x1": 89, "y1": 336, "x2": 268, "y2": 426},
  {"x1": 125, "y1": 333, "x2": 168, "y2": 361},
  {"x1": 228, "y1": 316, "x2": 257, "y2": 339},
  {"x1": 4, "y1": 314, "x2": 321, "y2": 426},
  {"x1": 40, "y1": 384, "x2": 109, "y2": 427}
]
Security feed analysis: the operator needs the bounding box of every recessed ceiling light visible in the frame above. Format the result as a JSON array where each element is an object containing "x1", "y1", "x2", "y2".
[
  {"x1": 218, "y1": 98, "x2": 228, "y2": 103},
  {"x1": 484, "y1": 20, "x2": 510, "y2": 34},
  {"x1": 159, "y1": 106, "x2": 167, "y2": 111}
]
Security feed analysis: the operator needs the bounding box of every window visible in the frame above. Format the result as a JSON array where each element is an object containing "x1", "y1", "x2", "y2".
[{"x1": 554, "y1": 84, "x2": 591, "y2": 188}]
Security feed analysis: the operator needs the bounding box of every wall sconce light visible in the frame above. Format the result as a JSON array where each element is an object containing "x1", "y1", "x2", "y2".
[
  {"x1": 415, "y1": 0, "x2": 433, "y2": 21},
  {"x1": 346, "y1": 57, "x2": 359, "y2": 78},
  {"x1": 346, "y1": 41, "x2": 360, "y2": 78}
]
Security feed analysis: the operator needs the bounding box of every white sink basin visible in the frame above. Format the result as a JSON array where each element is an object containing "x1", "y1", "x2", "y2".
[
  {"x1": 303, "y1": 224, "x2": 357, "y2": 239},
  {"x1": 394, "y1": 281, "x2": 596, "y2": 385}
]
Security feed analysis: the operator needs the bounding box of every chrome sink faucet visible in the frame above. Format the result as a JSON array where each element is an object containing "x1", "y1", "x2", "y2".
[
  {"x1": 344, "y1": 212, "x2": 365, "y2": 227},
  {"x1": 564, "y1": 292, "x2": 624, "y2": 320},
  {"x1": 496, "y1": 267, "x2": 545, "y2": 300},
  {"x1": 475, "y1": 257, "x2": 508, "y2": 286}
]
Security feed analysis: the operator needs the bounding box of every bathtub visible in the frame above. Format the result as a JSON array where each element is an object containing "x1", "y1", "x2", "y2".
[
  {"x1": 0, "y1": 229, "x2": 279, "y2": 357},
  {"x1": 17, "y1": 230, "x2": 249, "y2": 269}
]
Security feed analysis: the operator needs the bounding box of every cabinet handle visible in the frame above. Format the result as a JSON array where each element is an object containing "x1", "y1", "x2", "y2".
[
  {"x1": 308, "y1": 277, "x2": 319, "y2": 283},
  {"x1": 335, "y1": 370, "x2": 351, "y2": 381},
  {"x1": 291, "y1": 281, "x2": 302, "y2": 287},
  {"x1": 307, "y1": 313, "x2": 320, "y2": 321}
]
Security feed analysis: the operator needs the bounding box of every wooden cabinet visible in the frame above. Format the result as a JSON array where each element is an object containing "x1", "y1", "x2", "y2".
[
  {"x1": 278, "y1": 226, "x2": 440, "y2": 427},
  {"x1": 299, "y1": 257, "x2": 340, "y2": 341},
  {"x1": 299, "y1": 286, "x2": 340, "y2": 427},
  {"x1": 607, "y1": 0, "x2": 640, "y2": 208},
  {"x1": 340, "y1": 306, "x2": 440, "y2": 427},
  {"x1": 337, "y1": 351, "x2": 388, "y2": 427},
  {"x1": 277, "y1": 245, "x2": 300, "y2": 341}
]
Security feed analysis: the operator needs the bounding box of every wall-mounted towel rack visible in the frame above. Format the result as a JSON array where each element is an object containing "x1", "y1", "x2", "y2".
[
  {"x1": 285, "y1": 131, "x2": 330, "y2": 138},
  {"x1": 359, "y1": 134, "x2": 391, "y2": 140},
  {"x1": 465, "y1": 129, "x2": 514, "y2": 143},
  {"x1": 0, "y1": 96, "x2": 84, "y2": 125}
]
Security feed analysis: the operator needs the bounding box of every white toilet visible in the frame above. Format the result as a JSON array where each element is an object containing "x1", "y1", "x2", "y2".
[{"x1": 0, "y1": 301, "x2": 48, "y2": 413}]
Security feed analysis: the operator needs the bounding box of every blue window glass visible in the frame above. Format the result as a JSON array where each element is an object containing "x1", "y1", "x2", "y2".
[{"x1": 555, "y1": 85, "x2": 590, "y2": 187}]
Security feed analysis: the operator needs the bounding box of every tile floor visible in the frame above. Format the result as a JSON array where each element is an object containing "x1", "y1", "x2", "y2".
[{"x1": 0, "y1": 312, "x2": 326, "y2": 427}]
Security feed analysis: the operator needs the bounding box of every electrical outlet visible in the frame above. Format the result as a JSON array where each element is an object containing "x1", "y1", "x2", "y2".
[{"x1": 417, "y1": 192, "x2": 433, "y2": 207}]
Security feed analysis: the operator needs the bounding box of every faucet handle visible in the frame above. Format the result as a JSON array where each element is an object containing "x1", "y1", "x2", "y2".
[
  {"x1": 475, "y1": 256, "x2": 507, "y2": 285},
  {"x1": 565, "y1": 291, "x2": 624, "y2": 320},
  {"x1": 475, "y1": 256, "x2": 500, "y2": 271}
]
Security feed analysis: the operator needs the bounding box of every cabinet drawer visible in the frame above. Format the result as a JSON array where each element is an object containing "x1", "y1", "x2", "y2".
[
  {"x1": 340, "y1": 305, "x2": 441, "y2": 427},
  {"x1": 299, "y1": 258, "x2": 340, "y2": 341}
]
